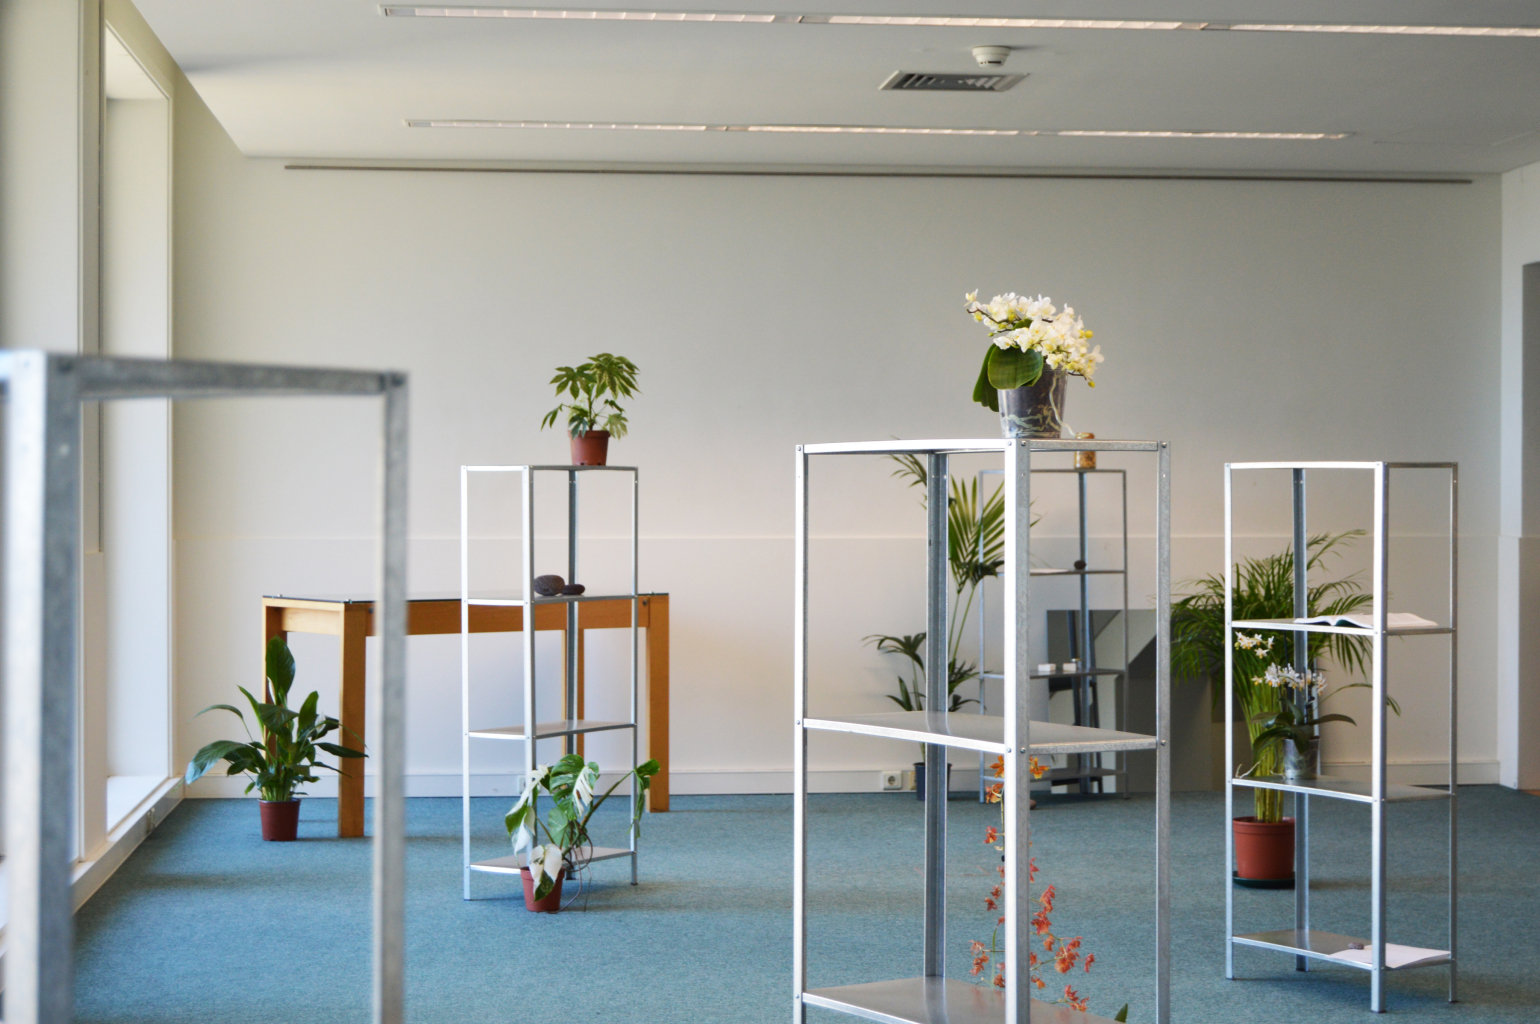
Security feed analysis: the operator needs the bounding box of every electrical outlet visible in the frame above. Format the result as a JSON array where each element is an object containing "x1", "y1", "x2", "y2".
[{"x1": 880, "y1": 770, "x2": 904, "y2": 791}]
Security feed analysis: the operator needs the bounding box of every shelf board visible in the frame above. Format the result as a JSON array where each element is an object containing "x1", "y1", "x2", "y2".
[
  {"x1": 468, "y1": 719, "x2": 634, "y2": 741},
  {"x1": 465, "y1": 593, "x2": 636, "y2": 607},
  {"x1": 1029, "y1": 568, "x2": 1125, "y2": 577},
  {"x1": 801, "y1": 711, "x2": 1157, "y2": 756},
  {"x1": 979, "y1": 668, "x2": 1124, "y2": 681},
  {"x1": 802, "y1": 977, "x2": 1125, "y2": 1024},
  {"x1": 1232, "y1": 930, "x2": 1450, "y2": 971},
  {"x1": 1231, "y1": 618, "x2": 1452, "y2": 637},
  {"x1": 470, "y1": 847, "x2": 631, "y2": 875},
  {"x1": 1232, "y1": 774, "x2": 1451, "y2": 804}
]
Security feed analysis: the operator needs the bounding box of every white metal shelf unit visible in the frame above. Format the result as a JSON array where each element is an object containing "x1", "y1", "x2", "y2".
[
  {"x1": 1223, "y1": 461, "x2": 1457, "y2": 1013},
  {"x1": 794, "y1": 437, "x2": 1172, "y2": 1024},
  {"x1": 459, "y1": 465, "x2": 641, "y2": 898},
  {"x1": 976, "y1": 467, "x2": 1131, "y2": 798}
]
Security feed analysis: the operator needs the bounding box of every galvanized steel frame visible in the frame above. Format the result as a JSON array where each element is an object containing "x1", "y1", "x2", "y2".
[
  {"x1": 0, "y1": 352, "x2": 410, "y2": 1024},
  {"x1": 1222, "y1": 461, "x2": 1458, "y2": 1013},
  {"x1": 459, "y1": 464, "x2": 641, "y2": 897},
  {"x1": 793, "y1": 436, "x2": 1171, "y2": 1024}
]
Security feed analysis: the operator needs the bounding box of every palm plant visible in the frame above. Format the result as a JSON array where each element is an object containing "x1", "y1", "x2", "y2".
[
  {"x1": 184, "y1": 636, "x2": 364, "y2": 802},
  {"x1": 540, "y1": 352, "x2": 640, "y2": 439},
  {"x1": 863, "y1": 454, "x2": 1008, "y2": 711},
  {"x1": 1171, "y1": 532, "x2": 1373, "y2": 822}
]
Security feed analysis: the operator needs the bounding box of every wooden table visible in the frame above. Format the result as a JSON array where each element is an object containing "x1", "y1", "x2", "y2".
[{"x1": 261, "y1": 593, "x2": 670, "y2": 837}]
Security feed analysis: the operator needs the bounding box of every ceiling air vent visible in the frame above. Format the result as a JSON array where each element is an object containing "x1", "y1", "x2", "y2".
[{"x1": 880, "y1": 71, "x2": 1025, "y2": 92}]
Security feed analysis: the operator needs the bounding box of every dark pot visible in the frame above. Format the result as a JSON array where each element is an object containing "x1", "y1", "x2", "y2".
[
  {"x1": 259, "y1": 799, "x2": 301, "y2": 841},
  {"x1": 520, "y1": 867, "x2": 566, "y2": 913},
  {"x1": 569, "y1": 430, "x2": 610, "y2": 466},
  {"x1": 912, "y1": 762, "x2": 953, "y2": 802},
  {"x1": 1234, "y1": 816, "x2": 1294, "y2": 882},
  {"x1": 998, "y1": 368, "x2": 1067, "y2": 439}
]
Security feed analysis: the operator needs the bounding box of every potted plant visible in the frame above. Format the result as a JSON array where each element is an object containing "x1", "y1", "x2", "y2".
[
  {"x1": 540, "y1": 353, "x2": 640, "y2": 466},
  {"x1": 505, "y1": 753, "x2": 660, "y2": 912},
  {"x1": 1172, "y1": 533, "x2": 1386, "y2": 885},
  {"x1": 964, "y1": 291, "x2": 1102, "y2": 439},
  {"x1": 185, "y1": 637, "x2": 365, "y2": 841},
  {"x1": 863, "y1": 631, "x2": 976, "y2": 800}
]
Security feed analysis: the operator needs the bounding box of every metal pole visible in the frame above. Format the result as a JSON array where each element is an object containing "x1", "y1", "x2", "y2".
[
  {"x1": 1120, "y1": 469, "x2": 1130, "y2": 798},
  {"x1": 1003, "y1": 439, "x2": 1033, "y2": 1024},
  {"x1": 1224, "y1": 464, "x2": 1236, "y2": 982},
  {"x1": 1077, "y1": 469, "x2": 1093, "y2": 794},
  {"x1": 792, "y1": 447, "x2": 809, "y2": 1024},
  {"x1": 922, "y1": 452, "x2": 949, "y2": 978},
  {"x1": 461, "y1": 468, "x2": 472, "y2": 899},
  {"x1": 3, "y1": 352, "x2": 81, "y2": 1024},
  {"x1": 522, "y1": 468, "x2": 538, "y2": 830},
  {"x1": 629, "y1": 468, "x2": 639, "y2": 883},
  {"x1": 566, "y1": 470, "x2": 579, "y2": 753},
  {"x1": 979, "y1": 469, "x2": 989, "y2": 803},
  {"x1": 373, "y1": 373, "x2": 410, "y2": 1024},
  {"x1": 1292, "y1": 468, "x2": 1311, "y2": 972},
  {"x1": 1155, "y1": 442, "x2": 1171, "y2": 1024},
  {"x1": 1370, "y1": 464, "x2": 1388, "y2": 1012},
  {"x1": 1448, "y1": 464, "x2": 1459, "y2": 1002}
]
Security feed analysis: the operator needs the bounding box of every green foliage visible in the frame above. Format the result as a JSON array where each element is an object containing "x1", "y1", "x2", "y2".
[
  {"x1": 184, "y1": 637, "x2": 365, "y2": 803},
  {"x1": 863, "y1": 632, "x2": 978, "y2": 712},
  {"x1": 1170, "y1": 532, "x2": 1371, "y2": 821},
  {"x1": 972, "y1": 344, "x2": 1045, "y2": 411},
  {"x1": 1113, "y1": 1005, "x2": 1129, "y2": 1023},
  {"x1": 1251, "y1": 702, "x2": 1356, "y2": 758},
  {"x1": 540, "y1": 352, "x2": 640, "y2": 439},
  {"x1": 505, "y1": 754, "x2": 661, "y2": 901}
]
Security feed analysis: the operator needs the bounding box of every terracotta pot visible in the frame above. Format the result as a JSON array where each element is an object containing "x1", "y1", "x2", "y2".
[
  {"x1": 259, "y1": 799, "x2": 301, "y2": 841},
  {"x1": 520, "y1": 867, "x2": 566, "y2": 913},
  {"x1": 569, "y1": 430, "x2": 610, "y2": 466},
  {"x1": 1233, "y1": 816, "x2": 1294, "y2": 881}
]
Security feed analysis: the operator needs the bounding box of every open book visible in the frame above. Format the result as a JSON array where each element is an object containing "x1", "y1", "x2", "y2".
[
  {"x1": 1293, "y1": 612, "x2": 1438, "y2": 630},
  {"x1": 1327, "y1": 943, "x2": 1449, "y2": 969}
]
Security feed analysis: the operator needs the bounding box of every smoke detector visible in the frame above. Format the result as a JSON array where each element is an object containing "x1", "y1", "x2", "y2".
[{"x1": 972, "y1": 45, "x2": 1011, "y2": 66}]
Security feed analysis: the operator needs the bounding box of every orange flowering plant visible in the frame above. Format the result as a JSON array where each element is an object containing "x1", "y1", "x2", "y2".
[{"x1": 968, "y1": 756, "x2": 1128, "y2": 1021}]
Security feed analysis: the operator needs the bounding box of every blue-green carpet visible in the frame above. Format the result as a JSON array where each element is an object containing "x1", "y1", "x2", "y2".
[{"x1": 73, "y1": 788, "x2": 1538, "y2": 1022}]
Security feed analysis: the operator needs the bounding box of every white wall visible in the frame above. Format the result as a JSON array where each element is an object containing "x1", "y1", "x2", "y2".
[
  {"x1": 171, "y1": 79, "x2": 1502, "y2": 797},
  {"x1": 1498, "y1": 158, "x2": 1540, "y2": 789}
]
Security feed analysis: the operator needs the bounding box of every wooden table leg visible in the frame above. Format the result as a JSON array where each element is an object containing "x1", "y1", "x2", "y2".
[
  {"x1": 338, "y1": 603, "x2": 369, "y2": 838},
  {"x1": 644, "y1": 595, "x2": 669, "y2": 812}
]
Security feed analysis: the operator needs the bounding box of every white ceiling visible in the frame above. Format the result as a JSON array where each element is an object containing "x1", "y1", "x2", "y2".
[{"x1": 133, "y1": 0, "x2": 1540, "y2": 171}]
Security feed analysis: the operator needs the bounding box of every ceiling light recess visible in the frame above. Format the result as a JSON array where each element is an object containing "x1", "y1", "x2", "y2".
[
  {"x1": 379, "y1": 5, "x2": 1540, "y2": 35},
  {"x1": 406, "y1": 119, "x2": 1350, "y2": 140}
]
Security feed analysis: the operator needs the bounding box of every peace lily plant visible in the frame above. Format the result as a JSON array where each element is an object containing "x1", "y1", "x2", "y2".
[
  {"x1": 505, "y1": 754, "x2": 660, "y2": 905},
  {"x1": 965, "y1": 291, "x2": 1102, "y2": 411}
]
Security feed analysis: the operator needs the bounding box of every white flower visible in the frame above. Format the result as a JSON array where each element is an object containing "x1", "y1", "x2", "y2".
[{"x1": 964, "y1": 290, "x2": 1103, "y2": 383}]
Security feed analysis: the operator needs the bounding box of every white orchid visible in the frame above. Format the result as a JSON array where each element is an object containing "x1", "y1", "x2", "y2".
[{"x1": 965, "y1": 290, "x2": 1101, "y2": 385}]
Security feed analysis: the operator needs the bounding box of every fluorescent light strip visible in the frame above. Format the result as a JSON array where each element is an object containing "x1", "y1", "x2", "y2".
[
  {"x1": 1227, "y1": 22, "x2": 1540, "y2": 38},
  {"x1": 380, "y1": 5, "x2": 1540, "y2": 36},
  {"x1": 407, "y1": 119, "x2": 1349, "y2": 140}
]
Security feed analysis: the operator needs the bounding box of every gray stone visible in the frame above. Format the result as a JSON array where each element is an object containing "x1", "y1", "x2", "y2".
[{"x1": 532, "y1": 574, "x2": 565, "y2": 596}]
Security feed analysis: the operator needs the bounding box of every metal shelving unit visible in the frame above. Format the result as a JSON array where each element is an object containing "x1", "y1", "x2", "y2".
[
  {"x1": 460, "y1": 464, "x2": 641, "y2": 898},
  {"x1": 1223, "y1": 461, "x2": 1458, "y2": 1013},
  {"x1": 976, "y1": 467, "x2": 1131, "y2": 799},
  {"x1": 794, "y1": 437, "x2": 1171, "y2": 1024}
]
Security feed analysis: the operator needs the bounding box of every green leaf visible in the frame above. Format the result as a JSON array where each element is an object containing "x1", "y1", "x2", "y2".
[
  {"x1": 266, "y1": 636, "x2": 296, "y2": 706},
  {"x1": 986, "y1": 345, "x2": 1044, "y2": 391},
  {"x1": 972, "y1": 346, "x2": 999, "y2": 411},
  {"x1": 1114, "y1": 1005, "x2": 1130, "y2": 1023},
  {"x1": 316, "y1": 742, "x2": 367, "y2": 758},
  {"x1": 185, "y1": 740, "x2": 259, "y2": 784}
]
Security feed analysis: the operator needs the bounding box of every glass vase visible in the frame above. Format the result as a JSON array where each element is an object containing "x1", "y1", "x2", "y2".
[
  {"x1": 1281, "y1": 739, "x2": 1318, "y2": 780},
  {"x1": 998, "y1": 368, "x2": 1067, "y2": 439}
]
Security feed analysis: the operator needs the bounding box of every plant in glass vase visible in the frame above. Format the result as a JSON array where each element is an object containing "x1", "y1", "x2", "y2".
[
  {"x1": 1172, "y1": 532, "x2": 1389, "y2": 883},
  {"x1": 964, "y1": 291, "x2": 1102, "y2": 439},
  {"x1": 540, "y1": 352, "x2": 640, "y2": 466},
  {"x1": 968, "y1": 756, "x2": 1128, "y2": 1021}
]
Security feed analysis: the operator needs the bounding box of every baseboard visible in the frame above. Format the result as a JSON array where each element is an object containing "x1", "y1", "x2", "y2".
[
  {"x1": 184, "y1": 767, "x2": 995, "y2": 798},
  {"x1": 0, "y1": 776, "x2": 182, "y2": 992}
]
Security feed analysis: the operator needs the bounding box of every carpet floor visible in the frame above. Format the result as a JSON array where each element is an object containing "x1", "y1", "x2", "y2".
[{"x1": 73, "y1": 787, "x2": 1538, "y2": 1023}]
